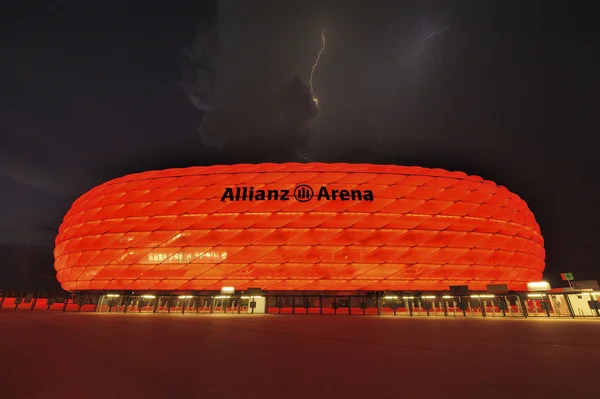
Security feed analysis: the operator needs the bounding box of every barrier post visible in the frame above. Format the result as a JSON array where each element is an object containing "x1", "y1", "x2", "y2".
[
  {"x1": 31, "y1": 293, "x2": 39, "y2": 311},
  {"x1": 14, "y1": 292, "x2": 22, "y2": 310},
  {"x1": 479, "y1": 298, "x2": 486, "y2": 318},
  {"x1": 590, "y1": 293, "x2": 600, "y2": 317},
  {"x1": 518, "y1": 295, "x2": 528, "y2": 318},
  {"x1": 62, "y1": 293, "x2": 70, "y2": 312},
  {"x1": 348, "y1": 296, "x2": 351, "y2": 315},
  {"x1": 543, "y1": 294, "x2": 551, "y2": 317}
]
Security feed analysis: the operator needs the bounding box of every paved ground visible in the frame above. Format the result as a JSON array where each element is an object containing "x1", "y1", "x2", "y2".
[{"x1": 1, "y1": 313, "x2": 599, "y2": 399}]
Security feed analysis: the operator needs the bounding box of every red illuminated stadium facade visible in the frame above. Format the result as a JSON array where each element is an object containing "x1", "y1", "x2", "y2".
[{"x1": 54, "y1": 163, "x2": 545, "y2": 294}]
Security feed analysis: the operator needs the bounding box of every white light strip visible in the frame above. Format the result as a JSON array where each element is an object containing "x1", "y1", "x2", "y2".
[
  {"x1": 527, "y1": 281, "x2": 549, "y2": 288},
  {"x1": 527, "y1": 281, "x2": 551, "y2": 291},
  {"x1": 221, "y1": 286, "x2": 235, "y2": 294},
  {"x1": 106, "y1": 294, "x2": 120, "y2": 298},
  {"x1": 142, "y1": 295, "x2": 156, "y2": 299}
]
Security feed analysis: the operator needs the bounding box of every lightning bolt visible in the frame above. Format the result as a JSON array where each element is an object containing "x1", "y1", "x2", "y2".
[
  {"x1": 412, "y1": 26, "x2": 448, "y2": 58},
  {"x1": 310, "y1": 28, "x2": 326, "y2": 107}
]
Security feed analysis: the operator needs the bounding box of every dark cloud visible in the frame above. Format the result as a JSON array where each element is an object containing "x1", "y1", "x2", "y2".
[
  {"x1": 180, "y1": 10, "x2": 219, "y2": 113},
  {"x1": 180, "y1": 0, "x2": 473, "y2": 162},
  {"x1": 198, "y1": 77, "x2": 318, "y2": 161},
  {"x1": 183, "y1": 0, "x2": 322, "y2": 158}
]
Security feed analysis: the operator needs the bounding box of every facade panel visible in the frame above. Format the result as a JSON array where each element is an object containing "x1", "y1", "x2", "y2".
[{"x1": 54, "y1": 163, "x2": 545, "y2": 292}]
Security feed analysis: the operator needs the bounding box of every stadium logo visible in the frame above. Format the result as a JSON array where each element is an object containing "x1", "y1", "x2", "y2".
[
  {"x1": 293, "y1": 184, "x2": 314, "y2": 202},
  {"x1": 220, "y1": 185, "x2": 374, "y2": 202}
]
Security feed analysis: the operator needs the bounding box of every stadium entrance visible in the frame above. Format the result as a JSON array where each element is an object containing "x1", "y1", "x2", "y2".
[
  {"x1": 2, "y1": 290, "x2": 599, "y2": 318},
  {"x1": 93, "y1": 293, "x2": 266, "y2": 314}
]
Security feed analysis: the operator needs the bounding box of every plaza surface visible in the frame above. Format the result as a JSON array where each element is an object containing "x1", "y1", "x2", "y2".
[{"x1": 1, "y1": 313, "x2": 599, "y2": 399}]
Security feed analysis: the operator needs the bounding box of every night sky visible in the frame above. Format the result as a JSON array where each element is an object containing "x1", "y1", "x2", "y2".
[{"x1": 1, "y1": 0, "x2": 598, "y2": 291}]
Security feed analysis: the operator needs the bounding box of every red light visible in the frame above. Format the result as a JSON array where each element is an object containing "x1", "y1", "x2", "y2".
[{"x1": 54, "y1": 163, "x2": 545, "y2": 292}]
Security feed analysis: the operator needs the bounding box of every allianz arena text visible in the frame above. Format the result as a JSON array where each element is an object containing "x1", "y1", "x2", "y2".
[{"x1": 54, "y1": 163, "x2": 545, "y2": 293}]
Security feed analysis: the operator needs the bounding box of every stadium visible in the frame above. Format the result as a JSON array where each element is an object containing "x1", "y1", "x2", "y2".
[{"x1": 52, "y1": 163, "x2": 547, "y2": 314}]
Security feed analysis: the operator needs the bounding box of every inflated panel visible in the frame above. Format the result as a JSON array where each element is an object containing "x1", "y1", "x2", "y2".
[{"x1": 54, "y1": 163, "x2": 545, "y2": 292}]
